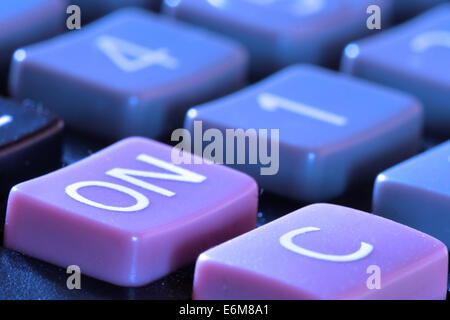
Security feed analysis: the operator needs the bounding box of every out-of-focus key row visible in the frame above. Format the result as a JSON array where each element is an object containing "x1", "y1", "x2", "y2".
[{"x1": 2, "y1": 2, "x2": 449, "y2": 140}]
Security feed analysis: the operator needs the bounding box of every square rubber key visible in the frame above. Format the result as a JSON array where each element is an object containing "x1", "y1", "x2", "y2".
[
  {"x1": 0, "y1": 97, "x2": 63, "y2": 194},
  {"x1": 193, "y1": 204, "x2": 448, "y2": 300},
  {"x1": 0, "y1": 0, "x2": 65, "y2": 87},
  {"x1": 163, "y1": 0, "x2": 393, "y2": 76},
  {"x1": 341, "y1": 4, "x2": 450, "y2": 136},
  {"x1": 9, "y1": 8, "x2": 248, "y2": 140},
  {"x1": 185, "y1": 64, "x2": 423, "y2": 202},
  {"x1": 373, "y1": 140, "x2": 450, "y2": 247},
  {"x1": 4, "y1": 137, "x2": 258, "y2": 286}
]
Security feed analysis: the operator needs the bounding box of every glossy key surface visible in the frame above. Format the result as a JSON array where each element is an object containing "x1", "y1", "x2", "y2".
[
  {"x1": 193, "y1": 204, "x2": 448, "y2": 300},
  {"x1": 342, "y1": 4, "x2": 450, "y2": 136},
  {"x1": 0, "y1": 0, "x2": 65, "y2": 88},
  {"x1": 163, "y1": 0, "x2": 393, "y2": 76},
  {"x1": 4, "y1": 137, "x2": 258, "y2": 286},
  {"x1": 0, "y1": 97, "x2": 63, "y2": 194},
  {"x1": 9, "y1": 8, "x2": 248, "y2": 140},
  {"x1": 185, "y1": 64, "x2": 423, "y2": 202},
  {"x1": 373, "y1": 140, "x2": 450, "y2": 247}
]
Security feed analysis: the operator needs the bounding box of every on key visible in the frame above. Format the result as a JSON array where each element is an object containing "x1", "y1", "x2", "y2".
[
  {"x1": 0, "y1": 98, "x2": 63, "y2": 194},
  {"x1": 163, "y1": 0, "x2": 393, "y2": 76},
  {"x1": 341, "y1": 4, "x2": 450, "y2": 136},
  {"x1": 193, "y1": 203, "x2": 448, "y2": 300},
  {"x1": 373, "y1": 140, "x2": 450, "y2": 248},
  {"x1": 185, "y1": 64, "x2": 423, "y2": 202},
  {"x1": 4, "y1": 137, "x2": 258, "y2": 286},
  {"x1": 0, "y1": 0, "x2": 65, "y2": 87},
  {"x1": 9, "y1": 8, "x2": 248, "y2": 140}
]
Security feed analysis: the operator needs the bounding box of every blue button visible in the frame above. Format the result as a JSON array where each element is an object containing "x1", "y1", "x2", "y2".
[
  {"x1": 163, "y1": 0, "x2": 394, "y2": 77},
  {"x1": 0, "y1": 0, "x2": 65, "y2": 83},
  {"x1": 373, "y1": 140, "x2": 450, "y2": 247},
  {"x1": 342, "y1": 4, "x2": 450, "y2": 136},
  {"x1": 184, "y1": 64, "x2": 423, "y2": 201},
  {"x1": 9, "y1": 8, "x2": 248, "y2": 139}
]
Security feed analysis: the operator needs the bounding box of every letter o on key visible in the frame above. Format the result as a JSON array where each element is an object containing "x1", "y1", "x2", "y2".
[
  {"x1": 65, "y1": 181, "x2": 149, "y2": 212},
  {"x1": 280, "y1": 227, "x2": 373, "y2": 262}
]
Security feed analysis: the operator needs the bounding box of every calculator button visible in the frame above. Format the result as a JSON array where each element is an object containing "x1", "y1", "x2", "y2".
[
  {"x1": 373, "y1": 140, "x2": 450, "y2": 247},
  {"x1": 9, "y1": 8, "x2": 248, "y2": 139},
  {"x1": 163, "y1": 0, "x2": 393, "y2": 76},
  {"x1": 4, "y1": 137, "x2": 258, "y2": 286},
  {"x1": 193, "y1": 204, "x2": 448, "y2": 300},
  {"x1": 185, "y1": 64, "x2": 423, "y2": 201},
  {"x1": 0, "y1": 97, "x2": 63, "y2": 194},
  {"x1": 0, "y1": 0, "x2": 65, "y2": 86},
  {"x1": 341, "y1": 4, "x2": 450, "y2": 136}
]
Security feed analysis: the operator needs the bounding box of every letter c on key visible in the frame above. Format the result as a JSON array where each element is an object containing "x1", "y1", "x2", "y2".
[{"x1": 279, "y1": 227, "x2": 373, "y2": 262}]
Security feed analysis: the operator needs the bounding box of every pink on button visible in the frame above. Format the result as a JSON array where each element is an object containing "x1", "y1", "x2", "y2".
[
  {"x1": 4, "y1": 137, "x2": 258, "y2": 286},
  {"x1": 193, "y1": 204, "x2": 448, "y2": 300}
]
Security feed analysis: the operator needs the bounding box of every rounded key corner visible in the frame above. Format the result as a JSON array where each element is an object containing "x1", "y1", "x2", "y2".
[
  {"x1": 228, "y1": 42, "x2": 250, "y2": 66},
  {"x1": 374, "y1": 172, "x2": 391, "y2": 185},
  {"x1": 195, "y1": 251, "x2": 213, "y2": 265},
  {"x1": 247, "y1": 174, "x2": 260, "y2": 191},
  {"x1": 434, "y1": 240, "x2": 450, "y2": 257},
  {"x1": 374, "y1": 164, "x2": 428, "y2": 192},
  {"x1": 408, "y1": 96, "x2": 425, "y2": 116},
  {"x1": 273, "y1": 64, "x2": 320, "y2": 79},
  {"x1": 117, "y1": 136, "x2": 152, "y2": 146},
  {"x1": 302, "y1": 202, "x2": 341, "y2": 211},
  {"x1": 184, "y1": 107, "x2": 200, "y2": 124},
  {"x1": 220, "y1": 164, "x2": 261, "y2": 192},
  {"x1": 53, "y1": 117, "x2": 65, "y2": 131},
  {"x1": 6, "y1": 183, "x2": 26, "y2": 199},
  {"x1": 11, "y1": 48, "x2": 28, "y2": 64}
]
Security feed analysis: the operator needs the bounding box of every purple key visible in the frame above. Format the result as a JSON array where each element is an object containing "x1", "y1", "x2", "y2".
[
  {"x1": 4, "y1": 137, "x2": 258, "y2": 286},
  {"x1": 193, "y1": 204, "x2": 448, "y2": 300}
]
